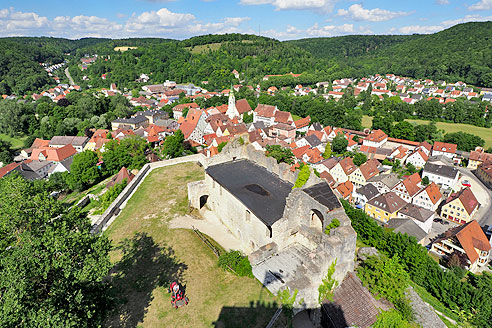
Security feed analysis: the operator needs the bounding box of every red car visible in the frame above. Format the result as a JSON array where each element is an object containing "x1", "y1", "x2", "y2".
[{"x1": 462, "y1": 179, "x2": 471, "y2": 187}]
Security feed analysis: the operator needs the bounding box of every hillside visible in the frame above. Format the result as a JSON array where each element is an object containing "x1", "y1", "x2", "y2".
[{"x1": 290, "y1": 21, "x2": 492, "y2": 86}]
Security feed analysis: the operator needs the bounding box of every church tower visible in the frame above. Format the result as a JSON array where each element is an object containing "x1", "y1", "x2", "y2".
[{"x1": 226, "y1": 87, "x2": 240, "y2": 120}]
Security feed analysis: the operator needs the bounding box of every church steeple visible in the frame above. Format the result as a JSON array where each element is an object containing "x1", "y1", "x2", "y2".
[{"x1": 226, "y1": 85, "x2": 239, "y2": 120}]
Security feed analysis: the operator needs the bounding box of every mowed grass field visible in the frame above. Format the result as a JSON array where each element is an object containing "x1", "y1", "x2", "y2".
[
  {"x1": 186, "y1": 43, "x2": 222, "y2": 54},
  {"x1": 0, "y1": 133, "x2": 27, "y2": 149},
  {"x1": 361, "y1": 115, "x2": 492, "y2": 148},
  {"x1": 114, "y1": 46, "x2": 138, "y2": 52},
  {"x1": 104, "y1": 162, "x2": 279, "y2": 328}
]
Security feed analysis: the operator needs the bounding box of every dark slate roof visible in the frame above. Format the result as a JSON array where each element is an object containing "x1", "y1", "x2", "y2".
[
  {"x1": 398, "y1": 203, "x2": 434, "y2": 223},
  {"x1": 423, "y1": 162, "x2": 458, "y2": 179},
  {"x1": 304, "y1": 134, "x2": 322, "y2": 147},
  {"x1": 303, "y1": 183, "x2": 341, "y2": 211},
  {"x1": 355, "y1": 184, "x2": 379, "y2": 201},
  {"x1": 311, "y1": 122, "x2": 323, "y2": 131},
  {"x1": 387, "y1": 218, "x2": 427, "y2": 241},
  {"x1": 112, "y1": 115, "x2": 148, "y2": 124},
  {"x1": 205, "y1": 160, "x2": 293, "y2": 227}
]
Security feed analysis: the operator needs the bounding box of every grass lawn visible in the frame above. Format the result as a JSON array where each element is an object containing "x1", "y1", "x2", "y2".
[
  {"x1": 104, "y1": 162, "x2": 280, "y2": 328},
  {"x1": 405, "y1": 119, "x2": 492, "y2": 148},
  {"x1": 362, "y1": 115, "x2": 373, "y2": 129},
  {"x1": 0, "y1": 133, "x2": 27, "y2": 149},
  {"x1": 186, "y1": 43, "x2": 222, "y2": 54},
  {"x1": 292, "y1": 114, "x2": 303, "y2": 121}
]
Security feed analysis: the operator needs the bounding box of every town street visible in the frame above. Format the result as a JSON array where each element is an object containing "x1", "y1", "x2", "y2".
[
  {"x1": 458, "y1": 167, "x2": 492, "y2": 228},
  {"x1": 65, "y1": 67, "x2": 74, "y2": 86}
]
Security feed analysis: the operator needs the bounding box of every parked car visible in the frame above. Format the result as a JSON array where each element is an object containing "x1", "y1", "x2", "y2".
[{"x1": 462, "y1": 179, "x2": 471, "y2": 187}]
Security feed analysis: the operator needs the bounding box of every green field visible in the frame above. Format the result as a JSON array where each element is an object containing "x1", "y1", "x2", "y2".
[
  {"x1": 104, "y1": 163, "x2": 281, "y2": 328},
  {"x1": 405, "y1": 119, "x2": 492, "y2": 148},
  {"x1": 0, "y1": 134, "x2": 27, "y2": 149},
  {"x1": 361, "y1": 115, "x2": 492, "y2": 148},
  {"x1": 186, "y1": 43, "x2": 222, "y2": 54}
]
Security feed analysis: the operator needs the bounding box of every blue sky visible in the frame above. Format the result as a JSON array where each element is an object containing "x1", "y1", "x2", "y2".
[{"x1": 1, "y1": 0, "x2": 492, "y2": 40}]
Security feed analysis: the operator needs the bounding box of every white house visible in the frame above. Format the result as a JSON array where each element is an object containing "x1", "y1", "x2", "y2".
[
  {"x1": 422, "y1": 162, "x2": 459, "y2": 190},
  {"x1": 397, "y1": 203, "x2": 435, "y2": 234},
  {"x1": 432, "y1": 141, "x2": 457, "y2": 159},
  {"x1": 412, "y1": 182, "x2": 442, "y2": 212}
]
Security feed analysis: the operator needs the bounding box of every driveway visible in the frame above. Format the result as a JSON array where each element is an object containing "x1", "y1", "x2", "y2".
[{"x1": 457, "y1": 168, "x2": 492, "y2": 227}]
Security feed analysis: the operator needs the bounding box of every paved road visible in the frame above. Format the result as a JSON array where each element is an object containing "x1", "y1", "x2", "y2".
[
  {"x1": 458, "y1": 167, "x2": 492, "y2": 227},
  {"x1": 64, "y1": 67, "x2": 74, "y2": 85}
]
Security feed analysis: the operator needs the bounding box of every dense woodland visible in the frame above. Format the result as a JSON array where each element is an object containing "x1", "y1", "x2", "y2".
[{"x1": 2, "y1": 21, "x2": 492, "y2": 97}]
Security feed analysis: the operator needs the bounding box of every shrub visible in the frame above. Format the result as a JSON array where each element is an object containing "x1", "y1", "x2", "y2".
[
  {"x1": 324, "y1": 218, "x2": 340, "y2": 235},
  {"x1": 318, "y1": 259, "x2": 338, "y2": 303},
  {"x1": 218, "y1": 250, "x2": 253, "y2": 277},
  {"x1": 293, "y1": 165, "x2": 310, "y2": 189}
]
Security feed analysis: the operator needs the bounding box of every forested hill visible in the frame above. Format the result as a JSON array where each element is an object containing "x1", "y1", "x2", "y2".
[
  {"x1": 287, "y1": 34, "x2": 421, "y2": 59},
  {"x1": 289, "y1": 21, "x2": 492, "y2": 86},
  {"x1": 2, "y1": 22, "x2": 492, "y2": 95}
]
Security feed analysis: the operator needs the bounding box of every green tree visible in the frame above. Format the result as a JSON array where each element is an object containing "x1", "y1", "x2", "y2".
[
  {"x1": 372, "y1": 310, "x2": 412, "y2": 328},
  {"x1": 323, "y1": 142, "x2": 332, "y2": 159},
  {"x1": 353, "y1": 152, "x2": 367, "y2": 166},
  {"x1": 66, "y1": 150, "x2": 101, "y2": 191},
  {"x1": 0, "y1": 175, "x2": 112, "y2": 326},
  {"x1": 443, "y1": 131, "x2": 485, "y2": 152},
  {"x1": 422, "y1": 176, "x2": 430, "y2": 185},
  {"x1": 217, "y1": 141, "x2": 228, "y2": 152},
  {"x1": 242, "y1": 112, "x2": 253, "y2": 123},
  {"x1": 391, "y1": 121, "x2": 415, "y2": 141},
  {"x1": 265, "y1": 145, "x2": 295, "y2": 164},
  {"x1": 161, "y1": 130, "x2": 185, "y2": 159},
  {"x1": 103, "y1": 136, "x2": 148, "y2": 175},
  {"x1": 294, "y1": 165, "x2": 310, "y2": 188},
  {"x1": 332, "y1": 133, "x2": 348, "y2": 154}
]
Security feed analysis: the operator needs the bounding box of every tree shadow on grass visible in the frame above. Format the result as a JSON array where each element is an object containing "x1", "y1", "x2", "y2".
[{"x1": 106, "y1": 232, "x2": 187, "y2": 328}]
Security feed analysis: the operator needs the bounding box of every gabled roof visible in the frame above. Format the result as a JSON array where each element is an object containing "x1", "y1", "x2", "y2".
[
  {"x1": 367, "y1": 173, "x2": 400, "y2": 189},
  {"x1": 274, "y1": 110, "x2": 292, "y2": 124},
  {"x1": 294, "y1": 116, "x2": 311, "y2": 129},
  {"x1": 304, "y1": 134, "x2": 322, "y2": 148},
  {"x1": 433, "y1": 141, "x2": 457, "y2": 154},
  {"x1": 305, "y1": 148, "x2": 323, "y2": 164},
  {"x1": 339, "y1": 157, "x2": 357, "y2": 176},
  {"x1": 398, "y1": 203, "x2": 434, "y2": 223},
  {"x1": 235, "y1": 99, "x2": 252, "y2": 114},
  {"x1": 387, "y1": 218, "x2": 427, "y2": 241},
  {"x1": 401, "y1": 173, "x2": 422, "y2": 197},
  {"x1": 292, "y1": 145, "x2": 310, "y2": 159},
  {"x1": 359, "y1": 159, "x2": 379, "y2": 180},
  {"x1": 419, "y1": 182, "x2": 442, "y2": 205},
  {"x1": 0, "y1": 162, "x2": 21, "y2": 178},
  {"x1": 320, "y1": 157, "x2": 339, "y2": 171},
  {"x1": 355, "y1": 184, "x2": 379, "y2": 201},
  {"x1": 367, "y1": 192, "x2": 407, "y2": 213},
  {"x1": 107, "y1": 167, "x2": 134, "y2": 188},
  {"x1": 254, "y1": 104, "x2": 277, "y2": 117},
  {"x1": 445, "y1": 187, "x2": 479, "y2": 215},
  {"x1": 336, "y1": 180, "x2": 353, "y2": 199},
  {"x1": 173, "y1": 102, "x2": 199, "y2": 112},
  {"x1": 320, "y1": 171, "x2": 336, "y2": 187},
  {"x1": 424, "y1": 162, "x2": 458, "y2": 179},
  {"x1": 469, "y1": 150, "x2": 492, "y2": 162},
  {"x1": 451, "y1": 220, "x2": 491, "y2": 263},
  {"x1": 364, "y1": 129, "x2": 388, "y2": 143}
]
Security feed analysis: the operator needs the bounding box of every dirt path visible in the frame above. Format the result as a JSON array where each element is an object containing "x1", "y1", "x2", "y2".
[
  {"x1": 65, "y1": 67, "x2": 74, "y2": 85},
  {"x1": 169, "y1": 210, "x2": 240, "y2": 251}
]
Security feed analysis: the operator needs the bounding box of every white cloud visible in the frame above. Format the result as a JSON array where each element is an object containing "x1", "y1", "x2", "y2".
[
  {"x1": 468, "y1": 0, "x2": 492, "y2": 10},
  {"x1": 337, "y1": 4, "x2": 410, "y2": 22},
  {"x1": 397, "y1": 14, "x2": 492, "y2": 34},
  {"x1": 240, "y1": 0, "x2": 338, "y2": 12},
  {"x1": 306, "y1": 23, "x2": 355, "y2": 36},
  {"x1": 435, "y1": 0, "x2": 449, "y2": 4},
  {"x1": 0, "y1": 7, "x2": 49, "y2": 34}
]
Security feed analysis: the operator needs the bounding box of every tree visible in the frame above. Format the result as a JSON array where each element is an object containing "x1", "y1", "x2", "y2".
[
  {"x1": 405, "y1": 162, "x2": 417, "y2": 174},
  {"x1": 323, "y1": 142, "x2": 332, "y2": 159},
  {"x1": 294, "y1": 165, "x2": 311, "y2": 188},
  {"x1": 242, "y1": 112, "x2": 253, "y2": 123},
  {"x1": 372, "y1": 310, "x2": 411, "y2": 328},
  {"x1": 353, "y1": 152, "x2": 367, "y2": 166},
  {"x1": 66, "y1": 150, "x2": 101, "y2": 191},
  {"x1": 0, "y1": 175, "x2": 112, "y2": 326},
  {"x1": 422, "y1": 176, "x2": 430, "y2": 186},
  {"x1": 265, "y1": 145, "x2": 294, "y2": 164},
  {"x1": 103, "y1": 136, "x2": 149, "y2": 175},
  {"x1": 161, "y1": 130, "x2": 185, "y2": 159},
  {"x1": 443, "y1": 131, "x2": 485, "y2": 152},
  {"x1": 0, "y1": 140, "x2": 13, "y2": 165},
  {"x1": 391, "y1": 121, "x2": 415, "y2": 141},
  {"x1": 332, "y1": 133, "x2": 348, "y2": 154},
  {"x1": 218, "y1": 141, "x2": 228, "y2": 153}
]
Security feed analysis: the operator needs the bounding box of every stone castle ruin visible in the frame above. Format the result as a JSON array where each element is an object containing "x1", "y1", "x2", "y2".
[{"x1": 187, "y1": 139, "x2": 357, "y2": 317}]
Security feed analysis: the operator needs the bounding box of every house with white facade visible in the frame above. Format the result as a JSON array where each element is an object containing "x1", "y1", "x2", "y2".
[
  {"x1": 422, "y1": 162, "x2": 459, "y2": 190},
  {"x1": 412, "y1": 182, "x2": 442, "y2": 211}
]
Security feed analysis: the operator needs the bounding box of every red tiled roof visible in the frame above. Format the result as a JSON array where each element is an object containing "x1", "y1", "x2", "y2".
[
  {"x1": 445, "y1": 187, "x2": 479, "y2": 215},
  {"x1": 0, "y1": 162, "x2": 21, "y2": 178},
  {"x1": 456, "y1": 220, "x2": 491, "y2": 263},
  {"x1": 359, "y1": 159, "x2": 379, "y2": 180},
  {"x1": 340, "y1": 157, "x2": 357, "y2": 175},
  {"x1": 469, "y1": 150, "x2": 492, "y2": 162},
  {"x1": 336, "y1": 180, "x2": 353, "y2": 199},
  {"x1": 274, "y1": 110, "x2": 293, "y2": 124},
  {"x1": 254, "y1": 104, "x2": 277, "y2": 118},
  {"x1": 292, "y1": 145, "x2": 310, "y2": 159},
  {"x1": 364, "y1": 129, "x2": 388, "y2": 143},
  {"x1": 433, "y1": 141, "x2": 457, "y2": 154},
  {"x1": 320, "y1": 171, "x2": 336, "y2": 187},
  {"x1": 423, "y1": 182, "x2": 442, "y2": 205},
  {"x1": 294, "y1": 115, "x2": 311, "y2": 129},
  {"x1": 235, "y1": 99, "x2": 252, "y2": 114},
  {"x1": 173, "y1": 102, "x2": 199, "y2": 112}
]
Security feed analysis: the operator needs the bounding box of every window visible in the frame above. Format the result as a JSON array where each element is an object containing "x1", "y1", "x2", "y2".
[
  {"x1": 245, "y1": 210, "x2": 251, "y2": 222},
  {"x1": 376, "y1": 209, "x2": 380, "y2": 213}
]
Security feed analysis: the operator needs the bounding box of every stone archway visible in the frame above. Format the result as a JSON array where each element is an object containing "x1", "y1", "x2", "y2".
[
  {"x1": 310, "y1": 209, "x2": 324, "y2": 232},
  {"x1": 199, "y1": 195, "x2": 209, "y2": 209}
]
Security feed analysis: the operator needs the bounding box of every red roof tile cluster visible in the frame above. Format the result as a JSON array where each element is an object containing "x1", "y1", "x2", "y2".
[
  {"x1": 433, "y1": 141, "x2": 457, "y2": 154},
  {"x1": 294, "y1": 115, "x2": 311, "y2": 129},
  {"x1": 445, "y1": 187, "x2": 479, "y2": 215},
  {"x1": 254, "y1": 104, "x2": 277, "y2": 118},
  {"x1": 455, "y1": 221, "x2": 491, "y2": 263},
  {"x1": 364, "y1": 129, "x2": 388, "y2": 143}
]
